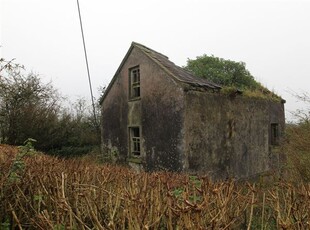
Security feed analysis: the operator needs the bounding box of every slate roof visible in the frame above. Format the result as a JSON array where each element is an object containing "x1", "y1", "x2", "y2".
[
  {"x1": 133, "y1": 42, "x2": 221, "y2": 90},
  {"x1": 100, "y1": 42, "x2": 221, "y2": 104}
]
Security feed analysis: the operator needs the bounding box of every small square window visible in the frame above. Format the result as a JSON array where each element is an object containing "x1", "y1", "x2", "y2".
[
  {"x1": 129, "y1": 127, "x2": 141, "y2": 156},
  {"x1": 129, "y1": 67, "x2": 140, "y2": 99},
  {"x1": 271, "y1": 123, "x2": 279, "y2": 145}
]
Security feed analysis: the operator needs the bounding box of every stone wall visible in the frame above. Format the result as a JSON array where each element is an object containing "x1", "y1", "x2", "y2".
[{"x1": 184, "y1": 91, "x2": 285, "y2": 179}]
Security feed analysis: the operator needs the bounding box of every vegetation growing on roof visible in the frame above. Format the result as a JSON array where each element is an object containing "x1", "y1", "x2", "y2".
[
  {"x1": 185, "y1": 54, "x2": 282, "y2": 101},
  {"x1": 185, "y1": 54, "x2": 259, "y2": 89}
]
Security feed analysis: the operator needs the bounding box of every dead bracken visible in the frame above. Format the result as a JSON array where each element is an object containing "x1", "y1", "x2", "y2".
[{"x1": 1, "y1": 145, "x2": 309, "y2": 229}]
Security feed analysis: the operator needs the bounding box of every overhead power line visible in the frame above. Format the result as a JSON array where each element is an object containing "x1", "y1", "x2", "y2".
[{"x1": 76, "y1": 0, "x2": 99, "y2": 129}]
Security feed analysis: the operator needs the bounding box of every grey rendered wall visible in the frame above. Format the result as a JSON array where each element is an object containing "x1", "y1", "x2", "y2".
[
  {"x1": 140, "y1": 60, "x2": 186, "y2": 172},
  {"x1": 101, "y1": 47, "x2": 186, "y2": 171},
  {"x1": 184, "y1": 91, "x2": 285, "y2": 179}
]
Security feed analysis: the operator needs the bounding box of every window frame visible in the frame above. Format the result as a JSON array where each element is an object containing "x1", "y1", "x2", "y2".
[
  {"x1": 129, "y1": 126, "x2": 141, "y2": 157},
  {"x1": 270, "y1": 123, "x2": 279, "y2": 146},
  {"x1": 129, "y1": 66, "x2": 141, "y2": 100}
]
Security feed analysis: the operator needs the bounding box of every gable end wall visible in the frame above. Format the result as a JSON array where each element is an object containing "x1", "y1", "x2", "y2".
[{"x1": 101, "y1": 47, "x2": 186, "y2": 171}]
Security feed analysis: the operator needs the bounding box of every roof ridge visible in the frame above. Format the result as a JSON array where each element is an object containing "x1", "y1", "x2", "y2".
[
  {"x1": 132, "y1": 42, "x2": 169, "y2": 60},
  {"x1": 133, "y1": 41, "x2": 221, "y2": 90},
  {"x1": 133, "y1": 42, "x2": 187, "y2": 84}
]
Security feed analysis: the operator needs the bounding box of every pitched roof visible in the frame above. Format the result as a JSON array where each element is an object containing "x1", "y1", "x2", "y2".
[
  {"x1": 133, "y1": 42, "x2": 221, "y2": 90},
  {"x1": 100, "y1": 42, "x2": 221, "y2": 104}
]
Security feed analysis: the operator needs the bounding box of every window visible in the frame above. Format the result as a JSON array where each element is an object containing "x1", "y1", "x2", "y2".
[
  {"x1": 271, "y1": 123, "x2": 279, "y2": 145},
  {"x1": 129, "y1": 67, "x2": 140, "y2": 99},
  {"x1": 129, "y1": 127, "x2": 141, "y2": 156}
]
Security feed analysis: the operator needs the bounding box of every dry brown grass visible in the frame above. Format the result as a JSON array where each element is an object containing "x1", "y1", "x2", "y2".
[
  {"x1": 1, "y1": 145, "x2": 310, "y2": 229},
  {"x1": 284, "y1": 122, "x2": 310, "y2": 183}
]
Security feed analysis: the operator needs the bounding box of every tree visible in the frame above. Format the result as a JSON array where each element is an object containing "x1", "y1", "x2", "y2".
[
  {"x1": 0, "y1": 59, "x2": 61, "y2": 149},
  {"x1": 185, "y1": 54, "x2": 260, "y2": 90},
  {"x1": 0, "y1": 58, "x2": 102, "y2": 156}
]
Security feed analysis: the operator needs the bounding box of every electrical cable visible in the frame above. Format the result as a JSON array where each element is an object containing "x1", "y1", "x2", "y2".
[{"x1": 76, "y1": 0, "x2": 99, "y2": 131}]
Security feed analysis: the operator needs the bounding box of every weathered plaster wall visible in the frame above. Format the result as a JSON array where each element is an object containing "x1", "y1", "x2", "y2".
[
  {"x1": 101, "y1": 48, "x2": 144, "y2": 161},
  {"x1": 184, "y1": 91, "x2": 285, "y2": 179},
  {"x1": 140, "y1": 62, "x2": 185, "y2": 172},
  {"x1": 101, "y1": 69, "x2": 128, "y2": 161},
  {"x1": 101, "y1": 47, "x2": 186, "y2": 171}
]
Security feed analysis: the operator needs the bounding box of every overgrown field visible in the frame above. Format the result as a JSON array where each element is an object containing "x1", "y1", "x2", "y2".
[{"x1": 1, "y1": 145, "x2": 309, "y2": 229}]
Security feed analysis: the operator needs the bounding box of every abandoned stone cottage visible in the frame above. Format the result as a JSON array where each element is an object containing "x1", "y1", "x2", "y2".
[{"x1": 100, "y1": 42, "x2": 285, "y2": 179}]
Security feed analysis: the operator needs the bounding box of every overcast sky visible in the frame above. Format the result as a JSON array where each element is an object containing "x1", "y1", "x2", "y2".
[{"x1": 1, "y1": 0, "x2": 309, "y2": 121}]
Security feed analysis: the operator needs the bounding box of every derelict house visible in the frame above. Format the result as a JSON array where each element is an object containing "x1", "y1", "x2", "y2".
[{"x1": 100, "y1": 42, "x2": 285, "y2": 179}]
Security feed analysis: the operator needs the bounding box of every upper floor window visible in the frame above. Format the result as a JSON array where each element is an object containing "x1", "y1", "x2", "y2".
[{"x1": 129, "y1": 66, "x2": 140, "y2": 99}]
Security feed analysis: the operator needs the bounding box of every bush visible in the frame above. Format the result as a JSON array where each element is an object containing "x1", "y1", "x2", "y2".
[
  {"x1": 0, "y1": 59, "x2": 101, "y2": 156},
  {"x1": 48, "y1": 145, "x2": 96, "y2": 157},
  {"x1": 284, "y1": 122, "x2": 310, "y2": 182},
  {"x1": 185, "y1": 54, "x2": 259, "y2": 90},
  {"x1": 284, "y1": 92, "x2": 310, "y2": 182}
]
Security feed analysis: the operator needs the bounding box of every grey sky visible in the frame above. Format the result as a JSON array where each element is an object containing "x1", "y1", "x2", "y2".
[{"x1": 1, "y1": 0, "x2": 310, "y2": 121}]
